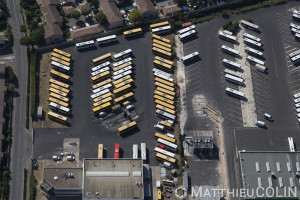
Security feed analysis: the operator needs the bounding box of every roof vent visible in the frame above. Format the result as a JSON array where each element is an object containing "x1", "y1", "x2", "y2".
[{"x1": 54, "y1": 176, "x2": 58, "y2": 181}]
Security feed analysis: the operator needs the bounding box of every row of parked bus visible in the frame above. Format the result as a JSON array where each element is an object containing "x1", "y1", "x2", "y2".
[
  {"x1": 48, "y1": 48, "x2": 73, "y2": 124},
  {"x1": 75, "y1": 35, "x2": 118, "y2": 51},
  {"x1": 177, "y1": 24, "x2": 197, "y2": 41},
  {"x1": 292, "y1": 78, "x2": 300, "y2": 125}
]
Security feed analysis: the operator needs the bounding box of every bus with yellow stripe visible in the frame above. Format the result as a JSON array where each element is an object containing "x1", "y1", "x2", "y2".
[
  {"x1": 113, "y1": 84, "x2": 131, "y2": 96},
  {"x1": 155, "y1": 152, "x2": 176, "y2": 164},
  {"x1": 48, "y1": 97, "x2": 69, "y2": 107},
  {"x1": 50, "y1": 70, "x2": 70, "y2": 82},
  {"x1": 92, "y1": 102, "x2": 112, "y2": 114},
  {"x1": 49, "y1": 78, "x2": 70, "y2": 89},
  {"x1": 152, "y1": 47, "x2": 172, "y2": 59},
  {"x1": 152, "y1": 34, "x2": 171, "y2": 44},
  {"x1": 153, "y1": 43, "x2": 172, "y2": 53},
  {"x1": 155, "y1": 132, "x2": 176, "y2": 143},
  {"x1": 154, "y1": 90, "x2": 174, "y2": 100},
  {"x1": 51, "y1": 56, "x2": 71, "y2": 67},
  {"x1": 153, "y1": 39, "x2": 172, "y2": 49},
  {"x1": 114, "y1": 78, "x2": 133, "y2": 89},
  {"x1": 155, "y1": 99, "x2": 175, "y2": 110},
  {"x1": 114, "y1": 92, "x2": 134, "y2": 104},
  {"x1": 49, "y1": 87, "x2": 68, "y2": 97},
  {"x1": 150, "y1": 21, "x2": 169, "y2": 29},
  {"x1": 112, "y1": 61, "x2": 132, "y2": 72},
  {"x1": 93, "y1": 53, "x2": 111, "y2": 66},
  {"x1": 48, "y1": 111, "x2": 68, "y2": 124},
  {"x1": 91, "y1": 71, "x2": 110, "y2": 83},
  {"x1": 156, "y1": 87, "x2": 175, "y2": 96},
  {"x1": 51, "y1": 52, "x2": 71, "y2": 62},
  {"x1": 155, "y1": 82, "x2": 174, "y2": 92},
  {"x1": 155, "y1": 56, "x2": 174, "y2": 66},
  {"x1": 118, "y1": 121, "x2": 137, "y2": 134},
  {"x1": 53, "y1": 48, "x2": 71, "y2": 58},
  {"x1": 156, "y1": 104, "x2": 176, "y2": 115},
  {"x1": 123, "y1": 28, "x2": 142, "y2": 38},
  {"x1": 113, "y1": 75, "x2": 131, "y2": 86},
  {"x1": 49, "y1": 92, "x2": 69, "y2": 102},
  {"x1": 92, "y1": 79, "x2": 112, "y2": 89},
  {"x1": 93, "y1": 92, "x2": 112, "y2": 103},
  {"x1": 155, "y1": 77, "x2": 174, "y2": 87},
  {"x1": 153, "y1": 60, "x2": 173, "y2": 71},
  {"x1": 98, "y1": 144, "x2": 103, "y2": 159},
  {"x1": 158, "y1": 121, "x2": 173, "y2": 130},
  {"x1": 154, "y1": 95, "x2": 174, "y2": 105},
  {"x1": 93, "y1": 96, "x2": 112, "y2": 107},
  {"x1": 50, "y1": 84, "x2": 70, "y2": 94}
]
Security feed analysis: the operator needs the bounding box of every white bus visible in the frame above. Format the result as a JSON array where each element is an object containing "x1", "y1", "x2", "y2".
[
  {"x1": 91, "y1": 67, "x2": 110, "y2": 77},
  {"x1": 221, "y1": 45, "x2": 240, "y2": 56},
  {"x1": 92, "y1": 83, "x2": 112, "y2": 94},
  {"x1": 293, "y1": 10, "x2": 300, "y2": 15},
  {"x1": 157, "y1": 138, "x2": 177, "y2": 152},
  {"x1": 96, "y1": 35, "x2": 117, "y2": 45},
  {"x1": 295, "y1": 103, "x2": 300, "y2": 108},
  {"x1": 51, "y1": 61, "x2": 70, "y2": 73},
  {"x1": 288, "y1": 137, "x2": 295, "y2": 152},
  {"x1": 225, "y1": 74, "x2": 243, "y2": 85},
  {"x1": 90, "y1": 89, "x2": 110, "y2": 99},
  {"x1": 133, "y1": 144, "x2": 138, "y2": 159},
  {"x1": 75, "y1": 40, "x2": 95, "y2": 50},
  {"x1": 294, "y1": 97, "x2": 300, "y2": 104},
  {"x1": 291, "y1": 28, "x2": 300, "y2": 35},
  {"x1": 243, "y1": 38, "x2": 262, "y2": 48},
  {"x1": 152, "y1": 25, "x2": 171, "y2": 35},
  {"x1": 224, "y1": 69, "x2": 242, "y2": 79},
  {"x1": 222, "y1": 30, "x2": 233, "y2": 35},
  {"x1": 291, "y1": 54, "x2": 300, "y2": 64},
  {"x1": 295, "y1": 33, "x2": 300, "y2": 41},
  {"x1": 154, "y1": 147, "x2": 176, "y2": 158},
  {"x1": 113, "y1": 57, "x2": 133, "y2": 68},
  {"x1": 156, "y1": 109, "x2": 176, "y2": 121},
  {"x1": 112, "y1": 70, "x2": 132, "y2": 81},
  {"x1": 219, "y1": 31, "x2": 237, "y2": 42},
  {"x1": 290, "y1": 23, "x2": 300, "y2": 30},
  {"x1": 243, "y1": 32, "x2": 261, "y2": 42},
  {"x1": 181, "y1": 51, "x2": 199, "y2": 63},
  {"x1": 112, "y1": 66, "x2": 132, "y2": 76},
  {"x1": 225, "y1": 87, "x2": 245, "y2": 99},
  {"x1": 178, "y1": 25, "x2": 196, "y2": 35},
  {"x1": 49, "y1": 102, "x2": 70, "y2": 115},
  {"x1": 92, "y1": 61, "x2": 110, "y2": 72},
  {"x1": 154, "y1": 73, "x2": 174, "y2": 82},
  {"x1": 245, "y1": 46, "x2": 263, "y2": 57},
  {"x1": 153, "y1": 68, "x2": 173, "y2": 78},
  {"x1": 241, "y1": 20, "x2": 259, "y2": 31},
  {"x1": 113, "y1": 49, "x2": 132, "y2": 61},
  {"x1": 141, "y1": 143, "x2": 146, "y2": 161},
  {"x1": 223, "y1": 58, "x2": 241, "y2": 70},
  {"x1": 292, "y1": 13, "x2": 300, "y2": 21},
  {"x1": 255, "y1": 64, "x2": 267, "y2": 73},
  {"x1": 289, "y1": 49, "x2": 300, "y2": 59},
  {"x1": 293, "y1": 92, "x2": 300, "y2": 99},
  {"x1": 247, "y1": 56, "x2": 265, "y2": 66},
  {"x1": 179, "y1": 30, "x2": 197, "y2": 41}
]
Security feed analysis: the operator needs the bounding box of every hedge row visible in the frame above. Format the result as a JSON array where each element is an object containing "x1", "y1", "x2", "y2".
[{"x1": 30, "y1": 50, "x2": 37, "y2": 118}]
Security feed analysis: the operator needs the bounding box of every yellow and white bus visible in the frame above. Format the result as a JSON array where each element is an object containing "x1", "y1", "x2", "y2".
[
  {"x1": 49, "y1": 92, "x2": 69, "y2": 102},
  {"x1": 155, "y1": 56, "x2": 174, "y2": 66},
  {"x1": 112, "y1": 75, "x2": 131, "y2": 86},
  {"x1": 154, "y1": 90, "x2": 174, "y2": 100},
  {"x1": 153, "y1": 39, "x2": 172, "y2": 49},
  {"x1": 98, "y1": 144, "x2": 104, "y2": 159},
  {"x1": 51, "y1": 52, "x2": 71, "y2": 62},
  {"x1": 114, "y1": 92, "x2": 134, "y2": 104},
  {"x1": 123, "y1": 28, "x2": 142, "y2": 38},
  {"x1": 155, "y1": 99, "x2": 175, "y2": 110},
  {"x1": 113, "y1": 84, "x2": 131, "y2": 96},
  {"x1": 112, "y1": 61, "x2": 132, "y2": 72},
  {"x1": 48, "y1": 111, "x2": 68, "y2": 124},
  {"x1": 156, "y1": 104, "x2": 176, "y2": 115},
  {"x1": 150, "y1": 21, "x2": 169, "y2": 29},
  {"x1": 93, "y1": 53, "x2": 111, "y2": 66},
  {"x1": 50, "y1": 70, "x2": 70, "y2": 82},
  {"x1": 118, "y1": 121, "x2": 137, "y2": 134},
  {"x1": 155, "y1": 77, "x2": 174, "y2": 87},
  {"x1": 49, "y1": 79, "x2": 70, "y2": 89},
  {"x1": 155, "y1": 82, "x2": 174, "y2": 92},
  {"x1": 92, "y1": 79, "x2": 112, "y2": 90},
  {"x1": 154, "y1": 95, "x2": 174, "y2": 105},
  {"x1": 153, "y1": 43, "x2": 172, "y2": 52},
  {"x1": 152, "y1": 34, "x2": 171, "y2": 44},
  {"x1": 155, "y1": 152, "x2": 176, "y2": 164},
  {"x1": 156, "y1": 87, "x2": 175, "y2": 96},
  {"x1": 91, "y1": 71, "x2": 110, "y2": 84},
  {"x1": 158, "y1": 121, "x2": 173, "y2": 130},
  {"x1": 48, "y1": 97, "x2": 69, "y2": 107},
  {"x1": 114, "y1": 78, "x2": 133, "y2": 89},
  {"x1": 93, "y1": 92, "x2": 112, "y2": 103},
  {"x1": 155, "y1": 132, "x2": 175, "y2": 143},
  {"x1": 93, "y1": 96, "x2": 113, "y2": 107},
  {"x1": 51, "y1": 56, "x2": 71, "y2": 67},
  {"x1": 92, "y1": 102, "x2": 112, "y2": 114},
  {"x1": 53, "y1": 48, "x2": 71, "y2": 58},
  {"x1": 152, "y1": 47, "x2": 172, "y2": 59},
  {"x1": 49, "y1": 87, "x2": 68, "y2": 97},
  {"x1": 153, "y1": 60, "x2": 173, "y2": 71}
]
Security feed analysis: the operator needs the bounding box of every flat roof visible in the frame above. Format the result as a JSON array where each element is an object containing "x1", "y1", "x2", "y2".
[
  {"x1": 43, "y1": 168, "x2": 82, "y2": 189},
  {"x1": 239, "y1": 151, "x2": 300, "y2": 198},
  {"x1": 83, "y1": 158, "x2": 144, "y2": 199}
]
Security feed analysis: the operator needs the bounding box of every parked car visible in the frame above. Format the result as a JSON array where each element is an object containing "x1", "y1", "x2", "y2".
[
  {"x1": 67, "y1": 155, "x2": 75, "y2": 161},
  {"x1": 157, "y1": 144, "x2": 166, "y2": 150},
  {"x1": 165, "y1": 187, "x2": 173, "y2": 194},
  {"x1": 53, "y1": 155, "x2": 60, "y2": 161},
  {"x1": 126, "y1": 104, "x2": 134, "y2": 111},
  {"x1": 85, "y1": 22, "x2": 90, "y2": 27},
  {"x1": 99, "y1": 112, "x2": 106, "y2": 117}
]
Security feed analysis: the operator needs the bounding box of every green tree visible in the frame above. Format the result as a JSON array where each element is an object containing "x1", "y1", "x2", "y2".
[
  {"x1": 20, "y1": 24, "x2": 27, "y2": 32},
  {"x1": 71, "y1": 10, "x2": 81, "y2": 20},
  {"x1": 81, "y1": 8, "x2": 90, "y2": 16},
  {"x1": 129, "y1": 10, "x2": 143, "y2": 24},
  {"x1": 6, "y1": 66, "x2": 15, "y2": 83},
  {"x1": 32, "y1": 26, "x2": 44, "y2": 45},
  {"x1": 20, "y1": 36, "x2": 33, "y2": 46},
  {"x1": 94, "y1": 11, "x2": 107, "y2": 25}
]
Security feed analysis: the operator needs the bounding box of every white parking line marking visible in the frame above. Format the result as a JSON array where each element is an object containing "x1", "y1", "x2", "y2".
[{"x1": 286, "y1": 48, "x2": 297, "y2": 53}]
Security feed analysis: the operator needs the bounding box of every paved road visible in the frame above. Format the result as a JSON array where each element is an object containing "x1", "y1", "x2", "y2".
[{"x1": 6, "y1": 0, "x2": 32, "y2": 200}]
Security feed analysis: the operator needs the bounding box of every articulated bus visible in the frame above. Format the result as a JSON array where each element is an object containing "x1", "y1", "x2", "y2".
[
  {"x1": 155, "y1": 132, "x2": 176, "y2": 143},
  {"x1": 155, "y1": 152, "x2": 176, "y2": 164},
  {"x1": 152, "y1": 34, "x2": 171, "y2": 44},
  {"x1": 53, "y1": 48, "x2": 71, "y2": 58},
  {"x1": 118, "y1": 121, "x2": 137, "y2": 134},
  {"x1": 225, "y1": 87, "x2": 245, "y2": 99},
  {"x1": 152, "y1": 47, "x2": 172, "y2": 59},
  {"x1": 113, "y1": 61, "x2": 132, "y2": 72},
  {"x1": 155, "y1": 56, "x2": 174, "y2": 66},
  {"x1": 92, "y1": 102, "x2": 112, "y2": 114},
  {"x1": 91, "y1": 66, "x2": 110, "y2": 77},
  {"x1": 51, "y1": 61, "x2": 70, "y2": 73},
  {"x1": 114, "y1": 92, "x2": 134, "y2": 104},
  {"x1": 113, "y1": 57, "x2": 133, "y2": 68},
  {"x1": 50, "y1": 70, "x2": 70, "y2": 82},
  {"x1": 156, "y1": 104, "x2": 176, "y2": 115},
  {"x1": 113, "y1": 66, "x2": 132, "y2": 76},
  {"x1": 113, "y1": 75, "x2": 131, "y2": 86},
  {"x1": 133, "y1": 144, "x2": 138, "y2": 159},
  {"x1": 92, "y1": 79, "x2": 112, "y2": 89},
  {"x1": 156, "y1": 109, "x2": 176, "y2": 121},
  {"x1": 153, "y1": 39, "x2": 172, "y2": 49},
  {"x1": 223, "y1": 59, "x2": 241, "y2": 70},
  {"x1": 152, "y1": 25, "x2": 171, "y2": 35},
  {"x1": 51, "y1": 52, "x2": 71, "y2": 62},
  {"x1": 155, "y1": 99, "x2": 175, "y2": 110},
  {"x1": 113, "y1": 49, "x2": 132, "y2": 61},
  {"x1": 49, "y1": 79, "x2": 70, "y2": 89},
  {"x1": 155, "y1": 77, "x2": 174, "y2": 87},
  {"x1": 154, "y1": 90, "x2": 174, "y2": 100},
  {"x1": 93, "y1": 92, "x2": 112, "y2": 103},
  {"x1": 218, "y1": 31, "x2": 237, "y2": 43},
  {"x1": 93, "y1": 53, "x2": 111, "y2": 66},
  {"x1": 48, "y1": 97, "x2": 69, "y2": 107},
  {"x1": 50, "y1": 92, "x2": 69, "y2": 102},
  {"x1": 178, "y1": 25, "x2": 196, "y2": 35},
  {"x1": 181, "y1": 51, "x2": 199, "y2": 63},
  {"x1": 112, "y1": 70, "x2": 132, "y2": 81},
  {"x1": 50, "y1": 84, "x2": 70, "y2": 94},
  {"x1": 92, "y1": 83, "x2": 112, "y2": 94},
  {"x1": 154, "y1": 95, "x2": 174, "y2": 105},
  {"x1": 153, "y1": 43, "x2": 172, "y2": 52},
  {"x1": 241, "y1": 20, "x2": 259, "y2": 31},
  {"x1": 91, "y1": 71, "x2": 110, "y2": 84},
  {"x1": 157, "y1": 138, "x2": 178, "y2": 152},
  {"x1": 49, "y1": 102, "x2": 70, "y2": 115},
  {"x1": 96, "y1": 35, "x2": 117, "y2": 45},
  {"x1": 51, "y1": 56, "x2": 71, "y2": 67},
  {"x1": 154, "y1": 72, "x2": 174, "y2": 82},
  {"x1": 154, "y1": 147, "x2": 175, "y2": 158},
  {"x1": 93, "y1": 96, "x2": 113, "y2": 107},
  {"x1": 91, "y1": 89, "x2": 110, "y2": 100},
  {"x1": 48, "y1": 111, "x2": 68, "y2": 124},
  {"x1": 75, "y1": 40, "x2": 95, "y2": 50},
  {"x1": 154, "y1": 60, "x2": 173, "y2": 71},
  {"x1": 123, "y1": 28, "x2": 143, "y2": 38},
  {"x1": 158, "y1": 121, "x2": 172, "y2": 129},
  {"x1": 113, "y1": 84, "x2": 131, "y2": 96},
  {"x1": 243, "y1": 32, "x2": 261, "y2": 42},
  {"x1": 114, "y1": 78, "x2": 133, "y2": 89},
  {"x1": 49, "y1": 87, "x2": 68, "y2": 97},
  {"x1": 155, "y1": 82, "x2": 175, "y2": 92},
  {"x1": 114, "y1": 143, "x2": 120, "y2": 159},
  {"x1": 156, "y1": 87, "x2": 175, "y2": 96},
  {"x1": 221, "y1": 45, "x2": 240, "y2": 57},
  {"x1": 150, "y1": 21, "x2": 169, "y2": 29},
  {"x1": 92, "y1": 61, "x2": 110, "y2": 72},
  {"x1": 98, "y1": 144, "x2": 103, "y2": 159}
]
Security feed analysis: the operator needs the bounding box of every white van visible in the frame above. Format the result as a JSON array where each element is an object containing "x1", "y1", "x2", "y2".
[
  {"x1": 255, "y1": 121, "x2": 265, "y2": 127},
  {"x1": 154, "y1": 124, "x2": 164, "y2": 132},
  {"x1": 264, "y1": 113, "x2": 273, "y2": 121},
  {"x1": 163, "y1": 161, "x2": 174, "y2": 169}
]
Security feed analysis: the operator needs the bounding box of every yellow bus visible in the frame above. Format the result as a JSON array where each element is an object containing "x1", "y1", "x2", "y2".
[
  {"x1": 152, "y1": 47, "x2": 172, "y2": 59},
  {"x1": 91, "y1": 71, "x2": 110, "y2": 83},
  {"x1": 98, "y1": 144, "x2": 103, "y2": 159},
  {"x1": 155, "y1": 132, "x2": 176, "y2": 143},
  {"x1": 155, "y1": 152, "x2": 176, "y2": 164},
  {"x1": 112, "y1": 75, "x2": 131, "y2": 86},
  {"x1": 150, "y1": 21, "x2": 169, "y2": 29},
  {"x1": 153, "y1": 43, "x2": 172, "y2": 52},
  {"x1": 158, "y1": 121, "x2": 172, "y2": 130},
  {"x1": 92, "y1": 102, "x2": 111, "y2": 114},
  {"x1": 114, "y1": 92, "x2": 134, "y2": 104},
  {"x1": 154, "y1": 90, "x2": 174, "y2": 100},
  {"x1": 156, "y1": 87, "x2": 175, "y2": 96},
  {"x1": 93, "y1": 53, "x2": 111, "y2": 66},
  {"x1": 153, "y1": 60, "x2": 173, "y2": 71},
  {"x1": 50, "y1": 84, "x2": 70, "y2": 94},
  {"x1": 155, "y1": 56, "x2": 174, "y2": 66},
  {"x1": 53, "y1": 48, "x2": 71, "y2": 58},
  {"x1": 48, "y1": 111, "x2": 68, "y2": 124},
  {"x1": 92, "y1": 79, "x2": 112, "y2": 89},
  {"x1": 50, "y1": 70, "x2": 70, "y2": 82},
  {"x1": 49, "y1": 92, "x2": 69, "y2": 102},
  {"x1": 51, "y1": 52, "x2": 71, "y2": 62},
  {"x1": 93, "y1": 96, "x2": 113, "y2": 107},
  {"x1": 48, "y1": 97, "x2": 69, "y2": 107},
  {"x1": 153, "y1": 39, "x2": 172, "y2": 49},
  {"x1": 156, "y1": 104, "x2": 176, "y2": 115},
  {"x1": 155, "y1": 82, "x2": 174, "y2": 92},
  {"x1": 114, "y1": 78, "x2": 133, "y2": 89},
  {"x1": 154, "y1": 95, "x2": 174, "y2": 105},
  {"x1": 155, "y1": 99, "x2": 175, "y2": 110},
  {"x1": 49, "y1": 78, "x2": 70, "y2": 89},
  {"x1": 93, "y1": 92, "x2": 112, "y2": 103},
  {"x1": 123, "y1": 28, "x2": 142, "y2": 38},
  {"x1": 152, "y1": 34, "x2": 171, "y2": 44},
  {"x1": 113, "y1": 84, "x2": 131, "y2": 96},
  {"x1": 51, "y1": 56, "x2": 71, "y2": 67},
  {"x1": 118, "y1": 121, "x2": 137, "y2": 134},
  {"x1": 49, "y1": 87, "x2": 68, "y2": 97},
  {"x1": 112, "y1": 61, "x2": 132, "y2": 72},
  {"x1": 155, "y1": 77, "x2": 174, "y2": 87}
]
